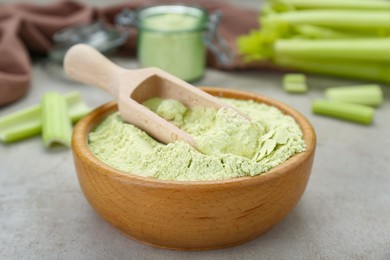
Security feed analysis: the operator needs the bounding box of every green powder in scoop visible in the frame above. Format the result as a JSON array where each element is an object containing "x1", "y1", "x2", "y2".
[{"x1": 88, "y1": 98, "x2": 306, "y2": 181}]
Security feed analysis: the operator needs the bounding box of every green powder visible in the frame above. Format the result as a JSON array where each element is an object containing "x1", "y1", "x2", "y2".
[
  {"x1": 138, "y1": 13, "x2": 205, "y2": 81},
  {"x1": 88, "y1": 98, "x2": 306, "y2": 181}
]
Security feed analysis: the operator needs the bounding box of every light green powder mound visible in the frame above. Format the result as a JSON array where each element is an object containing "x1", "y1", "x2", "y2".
[
  {"x1": 88, "y1": 98, "x2": 306, "y2": 181},
  {"x1": 196, "y1": 107, "x2": 265, "y2": 159}
]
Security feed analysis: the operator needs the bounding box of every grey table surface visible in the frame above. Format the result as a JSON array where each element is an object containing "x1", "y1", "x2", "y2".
[{"x1": 1, "y1": 0, "x2": 390, "y2": 259}]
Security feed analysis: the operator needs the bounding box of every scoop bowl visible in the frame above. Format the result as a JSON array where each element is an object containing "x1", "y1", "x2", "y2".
[{"x1": 72, "y1": 87, "x2": 316, "y2": 250}]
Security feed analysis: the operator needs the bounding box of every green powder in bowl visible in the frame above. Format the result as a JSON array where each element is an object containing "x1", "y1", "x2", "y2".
[{"x1": 88, "y1": 97, "x2": 306, "y2": 181}]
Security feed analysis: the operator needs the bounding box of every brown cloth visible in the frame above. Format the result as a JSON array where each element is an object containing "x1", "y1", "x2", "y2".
[{"x1": 0, "y1": 0, "x2": 259, "y2": 106}]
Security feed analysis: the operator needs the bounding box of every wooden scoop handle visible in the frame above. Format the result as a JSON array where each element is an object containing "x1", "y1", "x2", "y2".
[{"x1": 64, "y1": 44, "x2": 123, "y2": 97}]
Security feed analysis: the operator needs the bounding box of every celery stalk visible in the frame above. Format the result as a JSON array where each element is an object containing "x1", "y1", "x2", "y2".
[
  {"x1": 238, "y1": 30, "x2": 390, "y2": 63},
  {"x1": 283, "y1": 73, "x2": 307, "y2": 93},
  {"x1": 270, "y1": 0, "x2": 390, "y2": 11},
  {"x1": 41, "y1": 92, "x2": 72, "y2": 147},
  {"x1": 293, "y1": 24, "x2": 360, "y2": 39},
  {"x1": 0, "y1": 106, "x2": 42, "y2": 143},
  {"x1": 264, "y1": 10, "x2": 390, "y2": 34},
  {"x1": 312, "y1": 100, "x2": 374, "y2": 125},
  {"x1": 324, "y1": 85, "x2": 383, "y2": 107},
  {"x1": 0, "y1": 92, "x2": 90, "y2": 143},
  {"x1": 238, "y1": 0, "x2": 390, "y2": 81},
  {"x1": 275, "y1": 38, "x2": 390, "y2": 63},
  {"x1": 275, "y1": 57, "x2": 390, "y2": 83}
]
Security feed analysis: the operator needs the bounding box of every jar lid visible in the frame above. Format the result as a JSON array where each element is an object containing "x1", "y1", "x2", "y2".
[{"x1": 137, "y1": 5, "x2": 208, "y2": 33}]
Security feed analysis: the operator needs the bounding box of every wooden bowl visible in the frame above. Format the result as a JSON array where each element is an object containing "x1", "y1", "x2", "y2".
[{"x1": 72, "y1": 87, "x2": 316, "y2": 250}]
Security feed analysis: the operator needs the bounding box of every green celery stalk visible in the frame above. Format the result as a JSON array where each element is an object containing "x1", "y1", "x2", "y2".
[
  {"x1": 275, "y1": 38, "x2": 390, "y2": 63},
  {"x1": 274, "y1": 56, "x2": 390, "y2": 83},
  {"x1": 269, "y1": 0, "x2": 390, "y2": 11},
  {"x1": 283, "y1": 73, "x2": 308, "y2": 93},
  {"x1": 238, "y1": 0, "x2": 390, "y2": 81},
  {"x1": 312, "y1": 100, "x2": 375, "y2": 125},
  {"x1": 0, "y1": 106, "x2": 42, "y2": 143},
  {"x1": 293, "y1": 24, "x2": 361, "y2": 39},
  {"x1": 237, "y1": 29, "x2": 389, "y2": 63},
  {"x1": 324, "y1": 85, "x2": 383, "y2": 107},
  {"x1": 264, "y1": 10, "x2": 390, "y2": 35},
  {"x1": 41, "y1": 92, "x2": 72, "y2": 147},
  {"x1": 0, "y1": 91, "x2": 90, "y2": 143}
]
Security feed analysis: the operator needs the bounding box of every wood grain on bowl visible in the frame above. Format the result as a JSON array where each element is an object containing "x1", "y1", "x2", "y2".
[{"x1": 72, "y1": 87, "x2": 316, "y2": 250}]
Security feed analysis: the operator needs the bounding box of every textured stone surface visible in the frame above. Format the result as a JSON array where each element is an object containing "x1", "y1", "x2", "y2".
[{"x1": 1, "y1": 0, "x2": 390, "y2": 259}]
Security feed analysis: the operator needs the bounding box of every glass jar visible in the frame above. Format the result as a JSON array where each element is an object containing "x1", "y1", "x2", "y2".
[
  {"x1": 50, "y1": 5, "x2": 233, "y2": 82},
  {"x1": 137, "y1": 5, "x2": 207, "y2": 82}
]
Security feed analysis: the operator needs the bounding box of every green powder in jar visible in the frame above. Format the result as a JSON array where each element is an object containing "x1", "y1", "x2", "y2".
[
  {"x1": 138, "y1": 13, "x2": 205, "y2": 82},
  {"x1": 88, "y1": 97, "x2": 306, "y2": 181}
]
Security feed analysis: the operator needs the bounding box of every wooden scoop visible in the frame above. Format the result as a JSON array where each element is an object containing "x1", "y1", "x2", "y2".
[{"x1": 64, "y1": 44, "x2": 230, "y2": 147}]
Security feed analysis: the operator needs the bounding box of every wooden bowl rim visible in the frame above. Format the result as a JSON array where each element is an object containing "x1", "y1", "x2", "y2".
[{"x1": 72, "y1": 87, "x2": 316, "y2": 189}]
